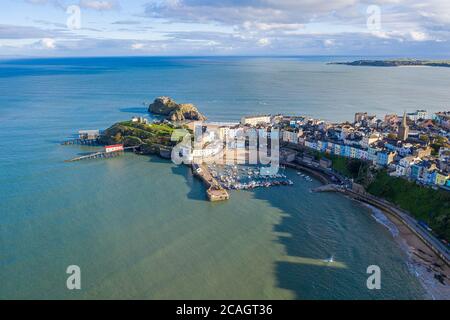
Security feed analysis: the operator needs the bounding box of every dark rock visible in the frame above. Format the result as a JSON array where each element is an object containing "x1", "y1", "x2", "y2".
[{"x1": 148, "y1": 96, "x2": 207, "y2": 121}]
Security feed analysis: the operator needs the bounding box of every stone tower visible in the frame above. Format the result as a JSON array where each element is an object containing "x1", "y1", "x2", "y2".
[{"x1": 398, "y1": 112, "x2": 409, "y2": 141}]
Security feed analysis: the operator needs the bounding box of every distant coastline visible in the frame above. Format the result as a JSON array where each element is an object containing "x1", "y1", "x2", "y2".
[{"x1": 329, "y1": 59, "x2": 450, "y2": 68}]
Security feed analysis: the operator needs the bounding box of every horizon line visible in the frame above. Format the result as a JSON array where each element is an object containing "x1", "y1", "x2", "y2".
[{"x1": 1, "y1": 54, "x2": 449, "y2": 62}]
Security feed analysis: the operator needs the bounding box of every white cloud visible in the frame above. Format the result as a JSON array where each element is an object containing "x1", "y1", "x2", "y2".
[
  {"x1": 258, "y1": 38, "x2": 271, "y2": 46},
  {"x1": 409, "y1": 31, "x2": 428, "y2": 41},
  {"x1": 242, "y1": 21, "x2": 304, "y2": 32},
  {"x1": 3, "y1": 0, "x2": 450, "y2": 56},
  {"x1": 40, "y1": 38, "x2": 56, "y2": 49},
  {"x1": 80, "y1": 0, "x2": 117, "y2": 11},
  {"x1": 131, "y1": 43, "x2": 145, "y2": 50},
  {"x1": 323, "y1": 39, "x2": 335, "y2": 47}
]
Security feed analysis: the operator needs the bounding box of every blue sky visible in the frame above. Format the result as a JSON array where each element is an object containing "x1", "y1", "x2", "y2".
[{"x1": 1, "y1": 0, "x2": 450, "y2": 57}]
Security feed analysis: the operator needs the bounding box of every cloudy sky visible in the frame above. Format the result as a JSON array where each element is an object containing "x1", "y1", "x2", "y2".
[{"x1": 1, "y1": 0, "x2": 450, "y2": 57}]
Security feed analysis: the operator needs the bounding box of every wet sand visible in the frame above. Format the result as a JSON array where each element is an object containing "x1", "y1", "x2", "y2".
[{"x1": 370, "y1": 206, "x2": 450, "y2": 299}]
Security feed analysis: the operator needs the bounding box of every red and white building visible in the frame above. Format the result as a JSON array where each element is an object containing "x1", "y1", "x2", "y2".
[{"x1": 105, "y1": 144, "x2": 124, "y2": 153}]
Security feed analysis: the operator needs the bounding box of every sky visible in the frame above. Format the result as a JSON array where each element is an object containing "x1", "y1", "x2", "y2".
[{"x1": 1, "y1": 0, "x2": 450, "y2": 57}]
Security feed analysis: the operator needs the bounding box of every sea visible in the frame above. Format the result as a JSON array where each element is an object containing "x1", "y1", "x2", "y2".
[{"x1": 2, "y1": 56, "x2": 449, "y2": 299}]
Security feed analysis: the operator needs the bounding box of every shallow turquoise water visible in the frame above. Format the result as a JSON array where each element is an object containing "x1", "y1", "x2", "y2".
[{"x1": 1, "y1": 57, "x2": 444, "y2": 299}]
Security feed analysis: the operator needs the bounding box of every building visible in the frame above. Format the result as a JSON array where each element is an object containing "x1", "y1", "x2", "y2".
[
  {"x1": 354, "y1": 112, "x2": 368, "y2": 123},
  {"x1": 240, "y1": 115, "x2": 271, "y2": 126},
  {"x1": 217, "y1": 126, "x2": 230, "y2": 140},
  {"x1": 280, "y1": 149, "x2": 297, "y2": 163},
  {"x1": 78, "y1": 130, "x2": 100, "y2": 140},
  {"x1": 395, "y1": 156, "x2": 418, "y2": 177},
  {"x1": 105, "y1": 144, "x2": 124, "y2": 153},
  {"x1": 413, "y1": 146, "x2": 432, "y2": 158},
  {"x1": 398, "y1": 112, "x2": 410, "y2": 141},
  {"x1": 384, "y1": 114, "x2": 398, "y2": 125},
  {"x1": 356, "y1": 147, "x2": 369, "y2": 160},
  {"x1": 304, "y1": 140, "x2": 317, "y2": 150},
  {"x1": 433, "y1": 171, "x2": 449, "y2": 186},
  {"x1": 377, "y1": 150, "x2": 396, "y2": 166},
  {"x1": 407, "y1": 110, "x2": 428, "y2": 121},
  {"x1": 131, "y1": 116, "x2": 149, "y2": 124},
  {"x1": 361, "y1": 133, "x2": 380, "y2": 148},
  {"x1": 433, "y1": 111, "x2": 450, "y2": 129},
  {"x1": 410, "y1": 161, "x2": 437, "y2": 183},
  {"x1": 281, "y1": 129, "x2": 302, "y2": 144},
  {"x1": 320, "y1": 158, "x2": 332, "y2": 168},
  {"x1": 317, "y1": 140, "x2": 328, "y2": 152},
  {"x1": 367, "y1": 147, "x2": 379, "y2": 163},
  {"x1": 439, "y1": 147, "x2": 450, "y2": 161}
]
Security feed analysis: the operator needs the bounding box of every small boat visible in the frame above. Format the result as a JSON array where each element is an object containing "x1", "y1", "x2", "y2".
[{"x1": 324, "y1": 255, "x2": 334, "y2": 263}]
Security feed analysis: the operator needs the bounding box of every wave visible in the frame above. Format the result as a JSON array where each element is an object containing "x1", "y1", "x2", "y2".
[{"x1": 364, "y1": 204, "x2": 399, "y2": 237}]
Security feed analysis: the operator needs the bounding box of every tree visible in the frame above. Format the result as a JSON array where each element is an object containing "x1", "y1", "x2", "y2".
[
  {"x1": 387, "y1": 133, "x2": 397, "y2": 140},
  {"x1": 419, "y1": 135, "x2": 430, "y2": 143}
]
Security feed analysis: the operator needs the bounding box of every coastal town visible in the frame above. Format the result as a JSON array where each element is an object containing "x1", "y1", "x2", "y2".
[
  {"x1": 66, "y1": 97, "x2": 450, "y2": 210},
  {"x1": 278, "y1": 110, "x2": 450, "y2": 189},
  {"x1": 63, "y1": 97, "x2": 450, "y2": 289},
  {"x1": 68, "y1": 105, "x2": 450, "y2": 192},
  {"x1": 180, "y1": 109, "x2": 449, "y2": 190}
]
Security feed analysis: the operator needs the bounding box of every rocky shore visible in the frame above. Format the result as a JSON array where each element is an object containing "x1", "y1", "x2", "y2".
[{"x1": 148, "y1": 96, "x2": 207, "y2": 122}]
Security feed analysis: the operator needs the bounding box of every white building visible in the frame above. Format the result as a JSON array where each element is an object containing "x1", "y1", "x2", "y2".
[
  {"x1": 240, "y1": 115, "x2": 271, "y2": 126},
  {"x1": 395, "y1": 156, "x2": 418, "y2": 177},
  {"x1": 305, "y1": 140, "x2": 317, "y2": 150},
  {"x1": 281, "y1": 130, "x2": 302, "y2": 143},
  {"x1": 361, "y1": 133, "x2": 380, "y2": 148},
  {"x1": 407, "y1": 110, "x2": 428, "y2": 121},
  {"x1": 218, "y1": 126, "x2": 230, "y2": 140},
  {"x1": 79, "y1": 130, "x2": 100, "y2": 140}
]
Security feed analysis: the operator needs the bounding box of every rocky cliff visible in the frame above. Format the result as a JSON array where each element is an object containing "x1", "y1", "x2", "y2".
[{"x1": 148, "y1": 96, "x2": 207, "y2": 121}]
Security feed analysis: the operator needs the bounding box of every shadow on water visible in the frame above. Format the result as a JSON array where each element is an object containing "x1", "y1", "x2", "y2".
[
  {"x1": 249, "y1": 173, "x2": 365, "y2": 300},
  {"x1": 119, "y1": 107, "x2": 148, "y2": 114},
  {"x1": 172, "y1": 164, "x2": 207, "y2": 202},
  {"x1": 148, "y1": 156, "x2": 206, "y2": 201}
]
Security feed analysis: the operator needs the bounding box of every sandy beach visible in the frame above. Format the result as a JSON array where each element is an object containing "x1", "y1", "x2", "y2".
[
  {"x1": 286, "y1": 157, "x2": 450, "y2": 300},
  {"x1": 365, "y1": 204, "x2": 450, "y2": 300}
]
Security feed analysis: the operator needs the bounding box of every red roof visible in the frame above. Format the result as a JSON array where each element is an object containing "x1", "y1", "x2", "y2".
[{"x1": 105, "y1": 144, "x2": 124, "y2": 148}]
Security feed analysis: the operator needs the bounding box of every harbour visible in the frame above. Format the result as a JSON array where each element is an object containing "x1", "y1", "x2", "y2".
[{"x1": 1, "y1": 56, "x2": 445, "y2": 300}]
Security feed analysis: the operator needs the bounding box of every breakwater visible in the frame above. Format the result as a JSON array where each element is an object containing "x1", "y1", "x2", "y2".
[{"x1": 192, "y1": 163, "x2": 230, "y2": 201}]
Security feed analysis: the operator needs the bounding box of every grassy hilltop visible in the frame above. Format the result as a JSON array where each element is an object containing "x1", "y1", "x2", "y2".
[{"x1": 99, "y1": 121, "x2": 188, "y2": 155}]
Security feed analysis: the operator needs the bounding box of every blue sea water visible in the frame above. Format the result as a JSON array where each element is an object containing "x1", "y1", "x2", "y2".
[{"x1": 2, "y1": 56, "x2": 447, "y2": 299}]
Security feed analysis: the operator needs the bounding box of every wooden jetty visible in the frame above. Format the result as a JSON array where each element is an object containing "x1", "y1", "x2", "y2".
[
  {"x1": 62, "y1": 138, "x2": 100, "y2": 146},
  {"x1": 64, "y1": 145, "x2": 141, "y2": 163},
  {"x1": 65, "y1": 150, "x2": 124, "y2": 162}
]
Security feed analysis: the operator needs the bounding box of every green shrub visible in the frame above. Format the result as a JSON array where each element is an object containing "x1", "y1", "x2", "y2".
[{"x1": 367, "y1": 171, "x2": 450, "y2": 241}]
